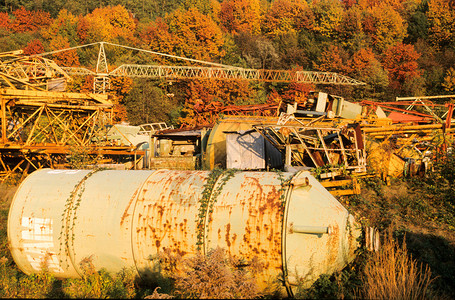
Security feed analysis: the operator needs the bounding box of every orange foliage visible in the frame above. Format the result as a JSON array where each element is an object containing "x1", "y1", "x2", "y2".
[
  {"x1": 77, "y1": 5, "x2": 136, "y2": 43},
  {"x1": 10, "y1": 6, "x2": 51, "y2": 33},
  {"x1": 362, "y1": 4, "x2": 407, "y2": 52},
  {"x1": 382, "y1": 43, "x2": 421, "y2": 90},
  {"x1": 140, "y1": 18, "x2": 174, "y2": 64},
  {"x1": 178, "y1": 78, "x2": 255, "y2": 127},
  {"x1": 427, "y1": 0, "x2": 455, "y2": 49},
  {"x1": 263, "y1": 0, "x2": 312, "y2": 36},
  {"x1": 109, "y1": 77, "x2": 133, "y2": 103},
  {"x1": 49, "y1": 36, "x2": 80, "y2": 67},
  {"x1": 219, "y1": 0, "x2": 262, "y2": 34},
  {"x1": 350, "y1": 48, "x2": 377, "y2": 72},
  {"x1": 281, "y1": 82, "x2": 313, "y2": 104},
  {"x1": 23, "y1": 39, "x2": 45, "y2": 55},
  {"x1": 142, "y1": 8, "x2": 225, "y2": 63},
  {"x1": 357, "y1": 0, "x2": 411, "y2": 10},
  {"x1": 0, "y1": 12, "x2": 11, "y2": 31},
  {"x1": 112, "y1": 104, "x2": 129, "y2": 123},
  {"x1": 313, "y1": 45, "x2": 352, "y2": 74}
]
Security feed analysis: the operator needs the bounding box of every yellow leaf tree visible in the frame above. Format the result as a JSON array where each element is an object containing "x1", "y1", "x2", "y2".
[
  {"x1": 426, "y1": 0, "x2": 455, "y2": 49},
  {"x1": 362, "y1": 4, "x2": 407, "y2": 52},
  {"x1": 141, "y1": 7, "x2": 225, "y2": 63}
]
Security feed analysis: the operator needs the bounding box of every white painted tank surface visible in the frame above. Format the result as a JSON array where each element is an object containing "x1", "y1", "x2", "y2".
[{"x1": 7, "y1": 168, "x2": 361, "y2": 296}]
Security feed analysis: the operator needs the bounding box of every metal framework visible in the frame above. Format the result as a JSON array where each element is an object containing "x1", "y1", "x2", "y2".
[
  {"x1": 252, "y1": 114, "x2": 367, "y2": 174},
  {"x1": 0, "y1": 52, "x2": 146, "y2": 182},
  {"x1": 46, "y1": 41, "x2": 367, "y2": 94},
  {"x1": 106, "y1": 65, "x2": 366, "y2": 85},
  {"x1": 0, "y1": 42, "x2": 368, "y2": 181}
]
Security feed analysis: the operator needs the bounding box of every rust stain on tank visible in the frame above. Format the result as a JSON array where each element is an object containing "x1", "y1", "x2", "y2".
[
  {"x1": 120, "y1": 187, "x2": 141, "y2": 226},
  {"x1": 225, "y1": 223, "x2": 231, "y2": 248},
  {"x1": 327, "y1": 224, "x2": 340, "y2": 265}
]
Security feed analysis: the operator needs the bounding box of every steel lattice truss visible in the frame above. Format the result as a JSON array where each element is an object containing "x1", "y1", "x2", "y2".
[
  {"x1": 0, "y1": 50, "x2": 71, "y2": 90},
  {"x1": 0, "y1": 88, "x2": 144, "y2": 182},
  {"x1": 104, "y1": 65, "x2": 366, "y2": 85},
  {"x1": 56, "y1": 41, "x2": 366, "y2": 94},
  {"x1": 62, "y1": 64, "x2": 366, "y2": 86}
]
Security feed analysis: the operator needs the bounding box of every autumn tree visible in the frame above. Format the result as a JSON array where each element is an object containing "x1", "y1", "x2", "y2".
[
  {"x1": 349, "y1": 47, "x2": 389, "y2": 99},
  {"x1": 382, "y1": 43, "x2": 421, "y2": 92},
  {"x1": 180, "y1": 0, "x2": 221, "y2": 20},
  {"x1": 0, "y1": 12, "x2": 10, "y2": 32},
  {"x1": 426, "y1": 0, "x2": 455, "y2": 49},
  {"x1": 76, "y1": 5, "x2": 136, "y2": 44},
  {"x1": 363, "y1": 4, "x2": 407, "y2": 53},
  {"x1": 23, "y1": 39, "x2": 45, "y2": 55},
  {"x1": 10, "y1": 6, "x2": 52, "y2": 33},
  {"x1": 49, "y1": 35, "x2": 79, "y2": 67},
  {"x1": 178, "y1": 78, "x2": 256, "y2": 127},
  {"x1": 338, "y1": 5, "x2": 370, "y2": 51},
  {"x1": 141, "y1": 8, "x2": 225, "y2": 63},
  {"x1": 442, "y1": 67, "x2": 455, "y2": 93},
  {"x1": 42, "y1": 9, "x2": 79, "y2": 45},
  {"x1": 218, "y1": 0, "x2": 263, "y2": 35},
  {"x1": 279, "y1": 82, "x2": 313, "y2": 105},
  {"x1": 262, "y1": 0, "x2": 311, "y2": 37},
  {"x1": 313, "y1": 44, "x2": 352, "y2": 74},
  {"x1": 308, "y1": 0, "x2": 344, "y2": 38}
]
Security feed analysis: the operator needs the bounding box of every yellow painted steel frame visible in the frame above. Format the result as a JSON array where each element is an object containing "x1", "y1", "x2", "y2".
[{"x1": 0, "y1": 89, "x2": 146, "y2": 182}]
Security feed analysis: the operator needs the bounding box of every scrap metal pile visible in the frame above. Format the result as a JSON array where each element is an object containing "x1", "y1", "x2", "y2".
[
  {"x1": 249, "y1": 92, "x2": 454, "y2": 184},
  {"x1": 1, "y1": 49, "x2": 453, "y2": 187},
  {"x1": 0, "y1": 51, "x2": 146, "y2": 182}
]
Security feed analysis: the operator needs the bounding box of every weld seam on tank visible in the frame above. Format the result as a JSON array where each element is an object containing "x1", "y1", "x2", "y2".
[
  {"x1": 60, "y1": 168, "x2": 102, "y2": 277},
  {"x1": 280, "y1": 170, "x2": 299, "y2": 298},
  {"x1": 130, "y1": 169, "x2": 161, "y2": 282}
]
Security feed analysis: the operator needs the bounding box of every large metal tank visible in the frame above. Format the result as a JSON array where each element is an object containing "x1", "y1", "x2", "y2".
[{"x1": 8, "y1": 168, "x2": 361, "y2": 297}]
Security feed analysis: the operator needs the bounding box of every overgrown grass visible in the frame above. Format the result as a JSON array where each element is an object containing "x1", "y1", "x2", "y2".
[
  {"x1": 360, "y1": 230, "x2": 433, "y2": 300},
  {"x1": 156, "y1": 247, "x2": 262, "y2": 299},
  {"x1": 62, "y1": 257, "x2": 136, "y2": 299}
]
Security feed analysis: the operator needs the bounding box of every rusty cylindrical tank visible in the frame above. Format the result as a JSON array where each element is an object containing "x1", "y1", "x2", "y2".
[{"x1": 7, "y1": 168, "x2": 361, "y2": 297}]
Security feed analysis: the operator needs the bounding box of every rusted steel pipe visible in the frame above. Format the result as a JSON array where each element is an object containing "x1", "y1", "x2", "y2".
[
  {"x1": 7, "y1": 168, "x2": 362, "y2": 297},
  {"x1": 362, "y1": 123, "x2": 443, "y2": 133}
]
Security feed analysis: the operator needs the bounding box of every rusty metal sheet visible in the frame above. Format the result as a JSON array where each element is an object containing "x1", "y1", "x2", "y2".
[
  {"x1": 132, "y1": 169, "x2": 210, "y2": 280},
  {"x1": 205, "y1": 171, "x2": 293, "y2": 291}
]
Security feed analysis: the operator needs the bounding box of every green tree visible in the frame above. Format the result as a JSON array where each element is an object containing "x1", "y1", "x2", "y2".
[
  {"x1": 124, "y1": 79, "x2": 180, "y2": 126},
  {"x1": 42, "y1": 9, "x2": 79, "y2": 45}
]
